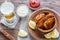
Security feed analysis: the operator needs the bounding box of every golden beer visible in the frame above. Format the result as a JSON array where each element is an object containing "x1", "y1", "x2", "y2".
[{"x1": 4, "y1": 13, "x2": 14, "y2": 19}]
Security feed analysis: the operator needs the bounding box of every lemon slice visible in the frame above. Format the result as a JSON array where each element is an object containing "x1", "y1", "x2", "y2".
[
  {"x1": 44, "y1": 33, "x2": 51, "y2": 38},
  {"x1": 44, "y1": 29, "x2": 59, "y2": 39},
  {"x1": 51, "y1": 29, "x2": 59, "y2": 38},
  {"x1": 18, "y1": 30, "x2": 28, "y2": 37},
  {"x1": 29, "y1": 20, "x2": 36, "y2": 29}
]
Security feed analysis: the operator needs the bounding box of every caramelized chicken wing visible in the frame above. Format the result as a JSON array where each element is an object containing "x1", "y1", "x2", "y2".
[
  {"x1": 34, "y1": 13, "x2": 45, "y2": 23},
  {"x1": 37, "y1": 13, "x2": 54, "y2": 28},
  {"x1": 44, "y1": 17, "x2": 55, "y2": 29}
]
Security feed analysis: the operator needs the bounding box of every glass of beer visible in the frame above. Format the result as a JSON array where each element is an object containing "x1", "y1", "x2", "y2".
[
  {"x1": 4, "y1": 12, "x2": 15, "y2": 23},
  {"x1": 1, "y1": 1, "x2": 15, "y2": 23}
]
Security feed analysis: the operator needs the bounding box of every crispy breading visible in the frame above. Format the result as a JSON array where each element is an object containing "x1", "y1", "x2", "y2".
[
  {"x1": 37, "y1": 13, "x2": 54, "y2": 28},
  {"x1": 44, "y1": 17, "x2": 55, "y2": 29},
  {"x1": 34, "y1": 13, "x2": 45, "y2": 23}
]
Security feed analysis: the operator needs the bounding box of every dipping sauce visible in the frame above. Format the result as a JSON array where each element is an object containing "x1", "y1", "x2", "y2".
[
  {"x1": 29, "y1": 0, "x2": 40, "y2": 8},
  {"x1": 16, "y1": 4, "x2": 29, "y2": 17}
]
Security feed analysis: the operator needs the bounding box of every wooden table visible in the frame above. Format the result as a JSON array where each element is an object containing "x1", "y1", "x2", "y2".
[{"x1": 0, "y1": 0, "x2": 60, "y2": 40}]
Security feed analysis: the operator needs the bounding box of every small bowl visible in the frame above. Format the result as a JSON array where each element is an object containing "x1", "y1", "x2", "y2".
[
  {"x1": 28, "y1": 0, "x2": 40, "y2": 10},
  {"x1": 29, "y1": 5, "x2": 40, "y2": 10},
  {"x1": 28, "y1": 8, "x2": 58, "y2": 33}
]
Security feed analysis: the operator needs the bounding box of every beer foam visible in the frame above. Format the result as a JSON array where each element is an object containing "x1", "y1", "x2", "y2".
[{"x1": 0, "y1": 2, "x2": 14, "y2": 15}]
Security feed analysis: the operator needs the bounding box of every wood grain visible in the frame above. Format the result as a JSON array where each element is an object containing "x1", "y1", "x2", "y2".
[
  {"x1": 0, "y1": 14, "x2": 20, "y2": 40},
  {"x1": 0, "y1": 0, "x2": 21, "y2": 40}
]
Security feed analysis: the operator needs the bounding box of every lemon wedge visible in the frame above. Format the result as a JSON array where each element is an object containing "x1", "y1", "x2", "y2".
[
  {"x1": 29, "y1": 20, "x2": 36, "y2": 29},
  {"x1": 44, "y1": 29, "x2": 59, "y2": 38},
  {"x1": 18, "y1": 30, "x2": 28, "y2": 37},
  {"x1": 51, "y1": 29, "x2": 59, "y2": 38},
  {"x1": 44, "y1": 33, "x2": 51, "y2": 38}
]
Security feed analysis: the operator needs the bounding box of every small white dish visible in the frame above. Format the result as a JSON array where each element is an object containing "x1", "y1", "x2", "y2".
[{"x1": 16, "y1": 4, "x2": 29, "y2": 17}]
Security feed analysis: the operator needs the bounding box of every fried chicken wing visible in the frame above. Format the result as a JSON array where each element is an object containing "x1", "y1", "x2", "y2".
[
  {"x1": 44, "y1": 17, "x2": 55, "y2": 29},
  {"x1": 34, "y1": 13, "x2": 45, "y2": 23},
  {"x1": 37, "y1": 13, "x2": 54, "y2": 28}
]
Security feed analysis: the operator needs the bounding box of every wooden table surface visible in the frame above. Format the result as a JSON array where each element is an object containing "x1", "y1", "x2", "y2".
[{"x1": 0, "y1": 0, "x2": 60, "y2": 40}]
